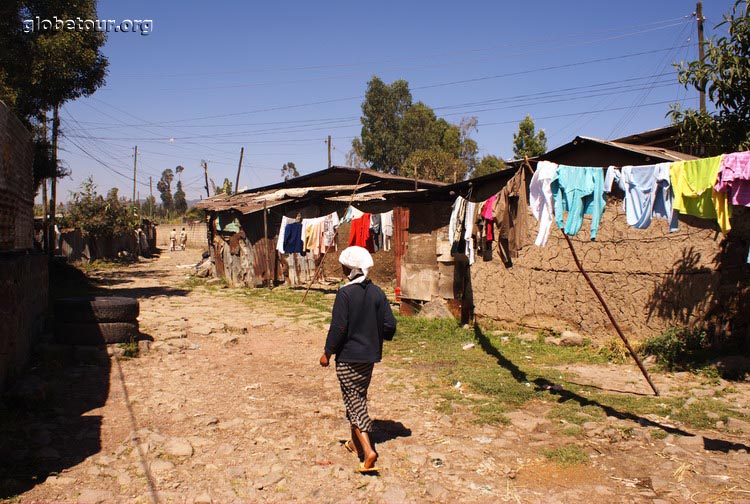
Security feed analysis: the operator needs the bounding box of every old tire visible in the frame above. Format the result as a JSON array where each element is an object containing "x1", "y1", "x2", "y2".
[
  {"x1": 55, "y1": 297, "x2": 139, "y2": 323},
  {"x1": 55, "y1": 321, "x2": 139, "y2": 346}
]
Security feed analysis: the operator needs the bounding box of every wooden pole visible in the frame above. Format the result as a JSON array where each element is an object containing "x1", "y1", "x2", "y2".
[
  {"x1": 149, "y1": 176, "x2": 154, "y2": 217},
  {"x1": 327, "y1": 135, "x2": 332, "y2": 168},
  {"x1": 234, "y1": 146, "x2": 244, "y2": 194},
  {"x1": 202, "y1": 160, "x2": 211, "y2": 198},
  {"x1": 301, "y1": 169, "x2": 364, "y2": 303},
  {"x1": 560, "y1": 230, "x2": 660, "y2": 396},
  {"x1": 48, "y1": 104, "x2": 59, "y2": 259},
  {"x1": 132, "y1": 145, "x2": 138, "y2": 205},
  {"x1": 41, "y1": 110, "x2": 48, "y2": 253},
  {"x1": 696, "y1": 2, "x2": 706, "y2": 114},
  {"x1": 263, "y1": 200, "x2": 270, "y2": 288}
]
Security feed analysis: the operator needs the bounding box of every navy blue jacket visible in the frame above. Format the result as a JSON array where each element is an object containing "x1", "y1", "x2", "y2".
[{"x1": 324, "y1": 279, "x2": 397, "y2": 363}]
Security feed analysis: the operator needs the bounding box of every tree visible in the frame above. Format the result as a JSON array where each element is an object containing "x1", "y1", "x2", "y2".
[
  {"x1": 281, "y1": 162, "x2": 299, "y2": 181},
  {"x1": 353, "y1": 77, "x2": 480, "y2": 182},
  {"x1": 217, "y1": 178, "x2": 233, "y2": 195},
  {"x1": 359, "y1": 76, "x2": 413, "y2": 173},
  {"x1": 0, "y1": 0, "x2": 108, "y2": 123},
  {"x1": 174, "y1": 180, "x2": 187, "y2": 215},
  {"x1": 345, "y1": 139, "x2": 369, "y2": 169},
  {"x1": 401, "y1": 149, "x2": 466, "y2": 183},
  {"x1": 175, "y1": 165, "x2": 185, "y2": 181},
  {"x1": 512, "y1": 115, "x2": 547, "y2": 159},
  {"x1": 473, "y1": 155, "x2": 507, "y2": 178},
  {"x1": 669, "y1": 0, "x2": 750, "y2": 155},
  {"x1": 144, "y1": 194, "x2": 156, "y2": 217},
  {"x1": 157, "y1": 169, "x2": 174, "y2": 214},
  {"x1": 64, "y1": 177, "x2": 133, "y2": 238}
]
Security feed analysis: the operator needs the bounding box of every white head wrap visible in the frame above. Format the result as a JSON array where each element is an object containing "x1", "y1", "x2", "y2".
[{"x1": 338, "y1": 246, "x2": 374, "y2": 285}]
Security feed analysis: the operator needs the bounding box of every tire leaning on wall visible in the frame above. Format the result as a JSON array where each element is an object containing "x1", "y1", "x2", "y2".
[
  {"x1": 54, "y1": 297, "x2": 140, "y2": 346},
  {"x1": 54, "y1": 297, "x2": 139, "y2": 323}
]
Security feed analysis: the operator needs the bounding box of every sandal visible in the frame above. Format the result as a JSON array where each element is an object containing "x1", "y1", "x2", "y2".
[{"x1": 343, "y1": 439, "x2": 359, "y2": 455}]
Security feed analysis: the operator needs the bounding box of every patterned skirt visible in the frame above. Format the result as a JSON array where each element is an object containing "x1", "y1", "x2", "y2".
[{"x1": 335, "y1": 361, "x2": 375, "y2": 433}]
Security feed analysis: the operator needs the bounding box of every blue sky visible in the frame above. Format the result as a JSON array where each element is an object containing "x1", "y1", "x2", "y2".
[{"x1": 55, "y1": 0, "x2": 737, "y2": 202}]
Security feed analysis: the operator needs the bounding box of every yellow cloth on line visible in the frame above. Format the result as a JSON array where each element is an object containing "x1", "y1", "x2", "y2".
[{"x1": 670, "y1": 155, "x2": 732, "y2": 234}]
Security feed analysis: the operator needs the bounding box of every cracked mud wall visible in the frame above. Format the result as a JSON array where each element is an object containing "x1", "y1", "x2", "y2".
[{"x1": 471, "y1": 199, "x2": 749, "y2": 343}]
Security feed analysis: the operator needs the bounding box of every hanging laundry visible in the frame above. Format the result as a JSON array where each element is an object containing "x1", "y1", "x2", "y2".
[
  {"x1": 322, "y1": 211, "x2": 340, "y2": 252},
  {"x1": 449, "y1": 196, "x2": 469, "y2": 256},
  {"x1": 494, "y1": 166, "x2": 531, "y2": 257},
  {"x1": 481, "y1": 195, "x2": 497, "y2": 220},
  {"x1": 348, "y1": 213, "x2": 374, "y2": 252},
  {"x1": 276, "y1": 215, "x2": 291, "y2": 253},
  {"x1": 370, "y1": 213, "x2": 382, "y2": 252},
  {"x1": 715, "y1": 151, "x2": 750, "y2": 207},
  {"x1": 381, "y1": 210, "x2": 394, "y2": 251},
  {"x1": 304, "y1": 221, "x2": 322, "y2": 256},
  {"x1": 529, "y1": 161, "x2": 558, "y2": 246},
  {"x1": 609, "y1": 163, "x2": 678, "y2": 230},
  {"x1": 283, "y1": 221, "x2": 303, "y2": 253},
  {"x1": 341, "y1": 206, "x2": 365, "y2": 223},
  {"x1": 670, "y1": 155, "x2": 731, "y2": 233},
  {"x1": 551, "y1": 165, "x2": 606, "y2": 240},
  {"x1": 465, "y1": 200, "x2": 476, "y2": 265}
]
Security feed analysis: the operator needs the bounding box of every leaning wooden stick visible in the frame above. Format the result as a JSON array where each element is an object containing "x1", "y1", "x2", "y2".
[
  {"x1": 560, "y1": 229, "x2": 660, "y2": 396},
  {"x1": 301, "y1": 169, "x2": 365, "y2": 303}
]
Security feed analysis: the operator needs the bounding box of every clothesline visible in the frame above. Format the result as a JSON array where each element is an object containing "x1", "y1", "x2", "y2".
[{"x1": 448, "y1": 149, "x2": 750, "y2": 264}]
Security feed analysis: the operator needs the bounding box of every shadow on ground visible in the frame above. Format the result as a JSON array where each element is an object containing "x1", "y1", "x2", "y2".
[
  {"x1": 0, "y1": 258, "x2": 174, "y2": 499},
  {"x1": 0, "y1": 345, "x2": 110, "y2": 499},
  {"x1": 472, "y1": 324, "x2": 750, "y2": 453}
]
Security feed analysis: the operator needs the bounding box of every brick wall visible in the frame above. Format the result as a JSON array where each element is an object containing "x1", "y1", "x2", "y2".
[
  {"x1": 0, "y1": 102, "x2": 49, "y2": 390},
  {"x1": 0, "y1": 102, "x2": 34, "y2": 251}
]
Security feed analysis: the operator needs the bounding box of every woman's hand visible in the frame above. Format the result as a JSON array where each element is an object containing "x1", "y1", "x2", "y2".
[{"x1": 319, "y1": 352, "x2": 330, "y2": 367}]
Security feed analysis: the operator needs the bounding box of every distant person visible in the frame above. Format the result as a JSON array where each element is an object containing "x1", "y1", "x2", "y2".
[
  {"x1": 169, "y1": 228, "x2": 177, "y2": 251},
  {"x1": 319, "y1": 246, "x2": 397, "y2": 474},
  {"x1": 179, "y1": 227, "x2": 187, "y2": 251}
]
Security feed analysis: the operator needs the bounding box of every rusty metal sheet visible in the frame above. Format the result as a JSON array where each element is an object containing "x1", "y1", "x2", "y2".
[
  {"x1": 405, "y1": 234, "x2": 436, "y2": 265},
  {"x1": 437, "y1": 262, "x2": 464, "y2": 300},
  {"x1": 400, "y1": 263, "x2": 438, "y2": 302}
]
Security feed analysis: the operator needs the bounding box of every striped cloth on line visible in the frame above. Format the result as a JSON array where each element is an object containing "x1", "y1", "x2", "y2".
[{"x1": 336, "y1": 361, "x2": 374, "y2": 433}]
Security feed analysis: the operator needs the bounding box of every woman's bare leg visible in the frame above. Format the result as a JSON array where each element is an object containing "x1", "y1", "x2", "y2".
[{"x1": 353, "y1": 426, "x2": 377, "y2": 469}]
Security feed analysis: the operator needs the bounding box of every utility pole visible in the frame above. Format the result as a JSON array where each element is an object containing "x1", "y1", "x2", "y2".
[
  {"x1": 327, "y1": 135, "x2": 332, "y2": 168},
  {"x1": 41, "y1": 110, "x2": 48, "y2": 253},
  {"x1": 696, "y1": 1, "x2": 706, "y2": 114},
  {"x1": 202, "y1": 160, "x2": 211, "y2": 198},
  {"x1": 234, "y1": 146, "x2": 244, "y2": 194},
  {"x1": 48, "y1": 104, "x2": 59, "y2": 259},
  {"x1": 132, "y1": 145, "x2": 138, "y2": 205},
  {"x1": 149, "y1": 176, "x2": 154, "y2": 217}
]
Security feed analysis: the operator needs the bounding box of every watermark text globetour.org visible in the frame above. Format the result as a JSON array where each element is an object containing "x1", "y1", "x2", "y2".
[{"x1": 23, "y1": 16, "x2": 153, "y2": 36}]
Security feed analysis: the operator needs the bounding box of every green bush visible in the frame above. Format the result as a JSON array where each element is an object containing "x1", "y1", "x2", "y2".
[{"x1": 638, "y1": 327, "x2": 711, "y2": 369}]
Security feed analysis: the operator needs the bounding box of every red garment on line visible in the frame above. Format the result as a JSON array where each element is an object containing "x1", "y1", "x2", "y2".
[{"x1": 348, "y1": 213, "x2": 374, "y2": 252}]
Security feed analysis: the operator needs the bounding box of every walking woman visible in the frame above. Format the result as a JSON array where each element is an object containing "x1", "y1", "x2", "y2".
[{"x1": 319, "y1": 246, "x2": 397, "y2": 473}]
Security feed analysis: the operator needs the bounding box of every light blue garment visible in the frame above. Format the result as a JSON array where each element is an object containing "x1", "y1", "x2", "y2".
[
  {"x1": 551, "y1": 165, "x2": 606, "y2": 240},
  {"x1": 612, "y1": 163, "x2": 679, "y2": 231}
]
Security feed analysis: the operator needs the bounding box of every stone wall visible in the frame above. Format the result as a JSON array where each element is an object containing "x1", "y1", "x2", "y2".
[{"x1": 470, "y1": 199, "x2": 750, "y2": 343}]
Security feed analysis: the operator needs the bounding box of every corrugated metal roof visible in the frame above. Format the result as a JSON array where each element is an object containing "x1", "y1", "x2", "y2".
[
  {"x1": 195, "y1": 184, "x2": 372, "y2": 214},
  {"x1": 578, "y1": 136, "x2": 697, "y2": 162}
]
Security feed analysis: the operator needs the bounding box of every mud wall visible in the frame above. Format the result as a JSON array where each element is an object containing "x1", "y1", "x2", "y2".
[{"x1": 470, "y1": 199, "x2": 750, "y2": 343}]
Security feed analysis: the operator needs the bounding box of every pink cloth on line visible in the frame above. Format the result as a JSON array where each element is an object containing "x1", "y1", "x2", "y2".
[
  {"x1": 481, "y1": 195, "x2": 497, "y2": 220},
  {"x1": 715, "y1": 151, "x2": 750, "y2": 207}
]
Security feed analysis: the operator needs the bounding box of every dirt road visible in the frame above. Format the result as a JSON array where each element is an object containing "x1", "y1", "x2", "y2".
[{"x1": 5, "y1": 251, "x2": 750, "y2": 503}]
